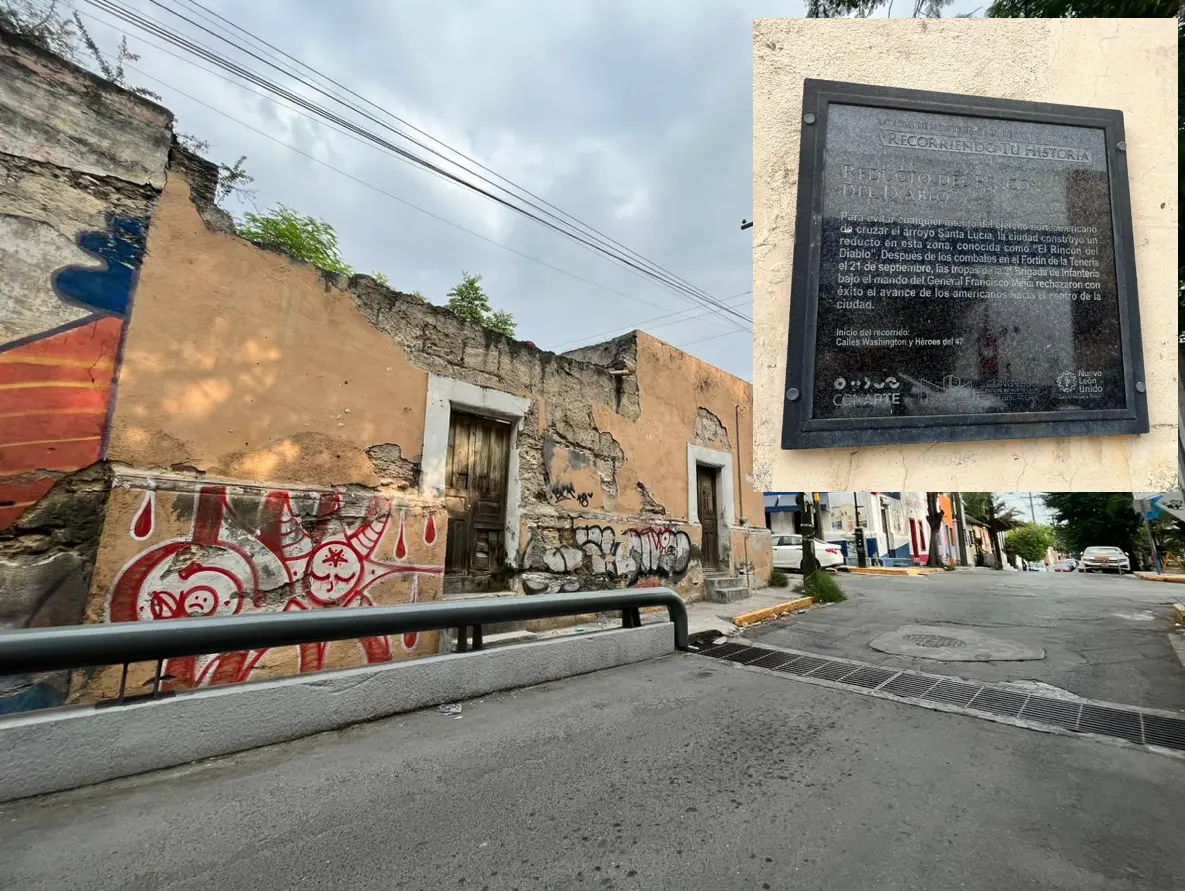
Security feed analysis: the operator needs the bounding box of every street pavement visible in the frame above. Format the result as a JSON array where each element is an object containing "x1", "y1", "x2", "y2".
[
  {"x1": 746, "y1": 568, "x2": 1185, "y2": 712},
  {"x1": 2, "y1": 652, "x2": 1182, "y2": 891},
  {"x1": 3, "y1": 568, "x2": 1184, "y2": 890}
]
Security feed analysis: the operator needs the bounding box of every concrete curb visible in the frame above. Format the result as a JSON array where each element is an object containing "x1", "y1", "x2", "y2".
[
  {"x1": 848, "y1": 567, "x2": 941, "y2": 577},
  {"x1": 732, "y1": 596, "x2": 814, "y2": 628},
  {"x1": 1135, "y1": 572, "x2": 1185, "y2": 584},
  {"x1": 0, "y1": 624, "x2": 674, "y2": 803}
]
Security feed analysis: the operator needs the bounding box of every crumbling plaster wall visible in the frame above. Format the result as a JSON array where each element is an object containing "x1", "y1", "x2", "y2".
[
  {"x1": 113, "y1": 169, "x2": 768, "y2": 598},
  {"x1": 0, "y1": 30, "x2": 171, "y2": 712}
]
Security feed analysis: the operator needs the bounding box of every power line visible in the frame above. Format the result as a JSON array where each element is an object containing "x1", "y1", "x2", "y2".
[
  {"x1": 78, "y1": 6, "x2": 756, "y2": 340},
  {"x1": 551, "y1": 290, "x2": 752, "y2": 352},
  {"x1": 81, "y1": 0, "x2": 751, "y2": 329},
  {"x1": 172, "y1": 0, "x2": 738, "y2": 321}
]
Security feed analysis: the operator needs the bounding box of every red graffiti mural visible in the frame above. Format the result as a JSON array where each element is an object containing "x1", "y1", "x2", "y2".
[{"x1": 107, "y1": 485, "x2": 443, "y2": 691}]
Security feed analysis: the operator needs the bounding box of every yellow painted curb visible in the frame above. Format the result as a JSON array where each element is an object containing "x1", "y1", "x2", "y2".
[
  {"x1": 732, "y1": 596, "x2": 814, "y2": 628},
  {"x1": 1134, "y1": 572, "x2": 1185, "y2": 584},
  {"x1": 848, "y1": 567, "x2": 940, "y2": 577}
]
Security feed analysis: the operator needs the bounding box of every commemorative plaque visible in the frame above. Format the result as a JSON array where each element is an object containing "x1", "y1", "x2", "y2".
[{"x1": 781, "y1": 80, "x2": 1147, "y2": 450}]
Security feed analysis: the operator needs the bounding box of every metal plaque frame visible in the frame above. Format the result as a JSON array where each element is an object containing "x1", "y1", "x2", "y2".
[{"x1": 781, "y1": 79, "x2": 1148, "y2": 451}]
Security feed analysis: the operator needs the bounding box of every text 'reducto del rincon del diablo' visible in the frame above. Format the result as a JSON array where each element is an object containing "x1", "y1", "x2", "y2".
[{"x1": 809, "y1": 100, "x2": 1127, "y2": 427}]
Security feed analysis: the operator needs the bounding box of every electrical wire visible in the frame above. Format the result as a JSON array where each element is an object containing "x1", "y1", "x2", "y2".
[
  {"x1": 81, "y1": 0, "x2": 751, "y2": 329},
  {"x1": 172, "y1": 0, "x2": 738, "y2": 319}
]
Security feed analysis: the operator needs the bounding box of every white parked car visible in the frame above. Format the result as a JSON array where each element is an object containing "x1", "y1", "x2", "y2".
[
  {"x1": 772, "y1": 534, "x2": 846, "y2": 571},
  {"x1": 1078, "y1": 546, "x2": 1131, "y2": 574}
]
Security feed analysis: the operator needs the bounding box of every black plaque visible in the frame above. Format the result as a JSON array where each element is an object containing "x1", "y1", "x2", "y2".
[{"x1": 781, "y1": 80, "x2": 1147, "y2": 450}]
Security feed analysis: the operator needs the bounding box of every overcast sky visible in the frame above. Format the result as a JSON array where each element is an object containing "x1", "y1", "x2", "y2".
[{"x1": 75, "y1": 0, "x2": 986, "y2": 381}]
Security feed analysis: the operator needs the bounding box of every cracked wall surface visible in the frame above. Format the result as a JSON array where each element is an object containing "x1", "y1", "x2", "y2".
[
  {"x1": 752, "y1": 18, "x2": 1179, "y2": 492},
  {"x1": 0, "y1": 30, "x2": 171, "y2": 713},
  {"x1": 2, "y1": 31, "x2": 771, "y2": 711},
  {"x1": 72, "y1": 476, "x2": 443, "y2": 704}
]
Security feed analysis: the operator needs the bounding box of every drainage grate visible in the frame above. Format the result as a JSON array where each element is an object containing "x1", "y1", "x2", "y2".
[
  {"x1": 715, "y1": 645, "x2": 761, "y2": 663},
  {"x1": 776, "y1": 655, "x2": 828, "y2": 675},
  {"x1": 697, "y1": 642, "x2": 747, "y2": 659},
  {"x1": 807, "y1": 660, "x2": 862, "y2": 682},
  {"x1": 695, "y1": 643, "x2": 1185, "y2": 754},
  {"x1": 1079, "y1": 705, "x2": 1143, "y2": 745},
  {"x1": 1019, "y1": 696, "x2": 1081, "y2": 731},
  {"x1": 1143, "y1": 714, "x2": 1185, "y2": 749},
  {"x1": 840, "y1": 666, "x2": 898, "y2": 690},
  {"x1": 881, "y1": 673, "x2": 940, "y2": 699},
  {"x1": 967, "y1": 688, "x2": 1027, "y2": 719},
  {"x1": 748, "y1": 650, "x2": 799, "y2": 671},
  {"x1": 922, "y1": 680, "x2": 981, "y2": 707}
]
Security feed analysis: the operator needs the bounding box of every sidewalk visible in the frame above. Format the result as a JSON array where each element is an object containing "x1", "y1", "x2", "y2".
[
  {"x1": 1135, "y1": 572, "x2": 1185, "y2": 584},
  {"x1": 530, "y1": 586, "x2": 813, "y2": 644}
]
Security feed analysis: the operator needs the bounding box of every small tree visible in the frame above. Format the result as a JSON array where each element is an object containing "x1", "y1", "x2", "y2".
[
  {"x1": 445, "y1": 272, "x2": 517, "y2": 337},
  {"x1": 237, "y1": 205, "x2": 352, "y2": 275},
  {"x1": 925, "y1": 492, "x2": 946, "y2": 567},
  {"x1": 0, "y1": 0, "x2": 76, "y2": 58},
  {"x1": 1004, "y1": 524, "x2": 1054, "y2": 564}
]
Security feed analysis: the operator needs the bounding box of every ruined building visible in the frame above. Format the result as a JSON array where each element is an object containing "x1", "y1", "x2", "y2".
[{"x1": 0, "y1": 30, "x2": 770, "y2": 712}]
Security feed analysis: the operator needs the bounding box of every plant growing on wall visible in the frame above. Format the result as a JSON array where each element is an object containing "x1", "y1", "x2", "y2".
[
  {"x1": 445, "y1": 272, "x2": 517, "y2": 337},
  {"x1": 1003, "y1": 524, "x2": 1054, "y2": 564},
  {"x1": 237, "y1": 205, "x2": 353, "y2": 276},
  {"x1": 0, "y1": 1, "x2": 255, "y2": 206}
]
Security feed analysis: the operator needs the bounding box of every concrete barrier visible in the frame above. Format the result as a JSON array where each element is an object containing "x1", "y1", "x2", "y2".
[{"x1": 0, "y1": 623, "x2": 674, "y2": 802}]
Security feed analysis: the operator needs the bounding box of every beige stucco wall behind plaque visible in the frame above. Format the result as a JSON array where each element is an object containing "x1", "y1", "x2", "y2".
[{"x1": 752, "y1": 17, "x2": 1178, "y2": 492}]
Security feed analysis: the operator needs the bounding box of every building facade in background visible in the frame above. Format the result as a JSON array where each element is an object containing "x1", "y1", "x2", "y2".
[{"x1": 0, "y1": 33, "x2": 770, "y2": 713}]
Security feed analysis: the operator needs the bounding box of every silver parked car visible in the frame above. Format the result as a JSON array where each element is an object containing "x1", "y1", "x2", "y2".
[
  {"x1": 771, "y1": 534, "x2": 846, "y2": 571},
  {"x1": 1078, "y1": 546, "x2": 1131, "y2": 574}
]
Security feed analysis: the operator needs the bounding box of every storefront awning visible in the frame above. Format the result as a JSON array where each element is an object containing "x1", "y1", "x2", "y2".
[{"x1": 763, "y1": 492, "x2": 802, "y2": 512}]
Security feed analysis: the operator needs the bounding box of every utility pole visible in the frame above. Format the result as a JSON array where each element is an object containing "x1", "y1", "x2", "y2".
[
  {"x1": 1028, "y1": 492, "x2": 1038, "y2": 524},
  {"x1": 954, "y1": 492, "x2": 970, "y2": 567},
  {"x1": 797, "y1": 492, "x2": 818, "y2": 577},
  {"x1": 852, "y1": 491, "x2": 867, "y2": 568}
]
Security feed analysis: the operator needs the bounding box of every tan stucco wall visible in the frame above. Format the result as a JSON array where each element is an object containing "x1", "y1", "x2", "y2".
[
  {"x1": 753, "y1": 18, "x2": 1179, "y2": 492},
  {"x1": 600, "y1": 332, "x2": 763, "y2": 525},
  {"x1": 73, "y1": 477, "x2": 443, "y2": 703},
  {"x1": 108, "y1": 176, "x2": 429, "y2": 488}
]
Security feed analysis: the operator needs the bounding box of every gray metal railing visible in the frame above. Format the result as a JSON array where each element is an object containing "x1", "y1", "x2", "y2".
[{"x1": 0, "y1": 589, "x2": 688, "y2": 682}]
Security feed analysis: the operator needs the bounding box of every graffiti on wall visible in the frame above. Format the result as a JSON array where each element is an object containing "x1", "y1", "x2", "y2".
[
  {"x1": 0, "y1": 212, "x2": 148, "y2": 529},
  {"x1": 521, "y1": 524, "x2": 692, "y2": 594},
  {"x1": 106, "y1": 485, "x2": 444, "y2": 691},
  {"x1": 546, "y1": 481, "x2": 593, "y2": 508}
]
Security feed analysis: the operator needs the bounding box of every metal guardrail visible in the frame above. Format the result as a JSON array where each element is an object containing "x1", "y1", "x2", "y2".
[{"x1": 0, "y1": 589, "x2": 689, "y2": 680}]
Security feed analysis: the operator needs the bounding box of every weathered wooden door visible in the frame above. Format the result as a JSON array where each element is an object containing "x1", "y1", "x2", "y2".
[
  {"x1": 696, "y1": 465, "x2": 719, "y2": 569},
  {"x1": 443, "y1": 412, "x2": 511, "y2": 581}
]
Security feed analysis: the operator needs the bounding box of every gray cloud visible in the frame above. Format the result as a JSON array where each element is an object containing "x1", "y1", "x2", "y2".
[{"x1": 84, "y1": 0, "x2": 984, "y2": 379}]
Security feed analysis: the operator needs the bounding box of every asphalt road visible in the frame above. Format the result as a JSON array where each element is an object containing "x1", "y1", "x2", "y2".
[
  {"x1": 749, "y1": 569, "x2": 1185, "y2": 711},
  {"x1": 3, "y1": 652, "x2": 1184, "y2": 891}
]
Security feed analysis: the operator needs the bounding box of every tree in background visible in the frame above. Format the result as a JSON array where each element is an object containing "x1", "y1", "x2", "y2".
[
  {"x1": 962, "y1": 493, "x2": 1023, "y2": 570},
  {"x1": 1042, "y1": 493, "x2": 1142, "y2": 559},
  {"x1": 238, "y1": 205, "x2": 353, "y2": 276},
  {"x1": 0, "y1": 0, "x2": 255, "y2": 205},
  {"x1": 1004, "y1": 524, "x2": 1054, "y2": 564},
  {"x1": 445, "y1": 272, "x2": 517, "y2": 338},
  {"x1": 924, "y1": 493, "x2": 946, "y2": 567}
]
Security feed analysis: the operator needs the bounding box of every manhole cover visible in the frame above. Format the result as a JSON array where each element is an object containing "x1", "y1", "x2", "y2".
[{"x1": 903, "y1": 633, "x2": 965, "y2": 648}]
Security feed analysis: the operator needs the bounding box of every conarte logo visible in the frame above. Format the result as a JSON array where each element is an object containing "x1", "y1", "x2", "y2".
[{"x1": 1056, "y1": 371, "x2": 1078, "y2": 393}]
